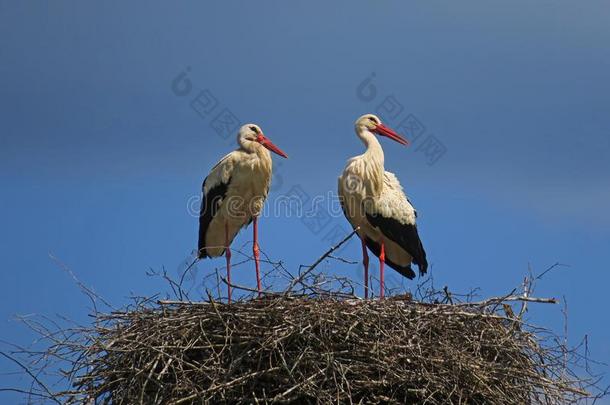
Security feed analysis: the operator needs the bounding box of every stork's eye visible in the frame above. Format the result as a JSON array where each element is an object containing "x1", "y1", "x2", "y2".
[{"x1": 249, "y1": 126, "x2": 258, "y2": 133}]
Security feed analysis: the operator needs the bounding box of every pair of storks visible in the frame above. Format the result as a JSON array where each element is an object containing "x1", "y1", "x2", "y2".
[{"x1": 197, "y1": 114, "x2": 427, "y2": 301}]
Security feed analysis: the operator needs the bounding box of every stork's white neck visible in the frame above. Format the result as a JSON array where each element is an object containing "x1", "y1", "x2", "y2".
[
  {"x1": 357, "y1": 127, "x2": 384, "y2": 163},
  {"x1": 253, "y1": 144, "x2": 273, "y2": 169},
  {"x1": 353, "y1": 126, "x2": 385, "y2": 196}
]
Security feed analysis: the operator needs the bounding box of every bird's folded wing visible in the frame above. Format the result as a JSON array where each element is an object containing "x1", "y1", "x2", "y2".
[
  {"x1": 198, "y1": 152, "x2": 237, "y2": 258},
  {"x1": 203, "y1": 152, "x2": 237, "y2": 194},
  {"x1": 364, "y1": 172, "x2": 427, "y2": 273}
]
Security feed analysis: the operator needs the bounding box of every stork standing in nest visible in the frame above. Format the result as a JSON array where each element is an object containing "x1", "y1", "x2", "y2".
[
  {"x1": 198, "y1": 124, "x2": 288, "y2": 302},
  {"x1": 338, "y1": 114, "x2": 428, "y2": 299}
]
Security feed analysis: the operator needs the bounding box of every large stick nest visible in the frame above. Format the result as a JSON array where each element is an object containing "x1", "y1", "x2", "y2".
[
  {"x1": 47, "y1": 293, "x2": 592, "y2": 405},
  {"x1": 4, "y1": 236, "x2": 605, "y2": 404}
]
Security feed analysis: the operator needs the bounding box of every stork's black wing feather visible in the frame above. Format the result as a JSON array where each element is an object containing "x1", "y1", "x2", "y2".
[
  {"x1": 365, "y1": 212, "x2": 428, "y2": 276},
  {"x1": 197, "y1": 176, "x2": 230, "y2": 259},
  {"x1": 340, "y1": 198, "x2": 421, "y2": 279}
]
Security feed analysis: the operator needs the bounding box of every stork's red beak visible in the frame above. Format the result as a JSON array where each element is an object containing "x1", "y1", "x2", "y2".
[
  {"x1": 374, "y1": 123, "x2": 409, "y2": 146},
  {"x1": 256, "y1": 134, "x2": 288, "y2": 158}
]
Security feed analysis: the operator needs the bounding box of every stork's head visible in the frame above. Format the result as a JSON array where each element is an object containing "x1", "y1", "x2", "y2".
[
  {"x1": 355, "y1": 114, "x2": 409, "y2": 145},
  {"x1": 238, "y1": 124, "x2": 288, "y2": 158}
]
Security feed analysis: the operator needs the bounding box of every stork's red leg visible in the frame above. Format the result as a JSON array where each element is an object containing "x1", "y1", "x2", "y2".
[
  {"x1": 379, "y1": 242, "x2": 385, "y2": 299},
  {"x1": 253, "y1": 216, "x2": 262, "y2": 297},
  {"x1": 225, "y1": 221, "x2": 232, "y2": 304},
  {"x1": 361, "y1": 238, "x2": 369, "y2": 299}
]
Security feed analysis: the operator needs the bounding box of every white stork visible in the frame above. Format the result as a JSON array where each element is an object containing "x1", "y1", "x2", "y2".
[
  {"x1": 198, "y1": 123, "x2": 287, "y2": 302},
  {"x1": 338, "y1": 114, "x2": 428, "y2": 299}
]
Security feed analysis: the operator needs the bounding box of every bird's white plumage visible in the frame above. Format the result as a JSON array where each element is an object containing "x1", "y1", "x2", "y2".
[
  {"x1": 200, "y1": 127, "x2": 273, "y2": 258},
  {"x1": 375, "y1": 172, "x2": 417, "y2": 225},
  {"x1": 338, "y1": 114, "x2": 423, "y2": 272}
]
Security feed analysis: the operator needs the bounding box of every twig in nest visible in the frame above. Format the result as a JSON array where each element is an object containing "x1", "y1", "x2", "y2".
[{"x1": 285, "y1": 227, "x2": 360, "y2": 295}]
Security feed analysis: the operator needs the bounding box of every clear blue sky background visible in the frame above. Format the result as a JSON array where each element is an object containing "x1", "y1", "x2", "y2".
[{"x1": 1, "y1": 1, "x2": 609, "y2": 401}]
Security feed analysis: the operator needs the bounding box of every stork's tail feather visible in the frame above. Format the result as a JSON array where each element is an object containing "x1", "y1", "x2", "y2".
[
  {"x1": 413, "y1": 243, "x2": 428, "y2": 277},
  {"x1": 418, "y1": 260, "x2": 428, "y2": 277},
  {"x1": 392, "y1": 263, "x2": 417, "y2": 280}
]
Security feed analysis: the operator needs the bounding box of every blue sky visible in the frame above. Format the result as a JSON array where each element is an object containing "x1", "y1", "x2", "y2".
[{"x1": 1, "y1": 1, "x2": 609, "y2": 401}]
